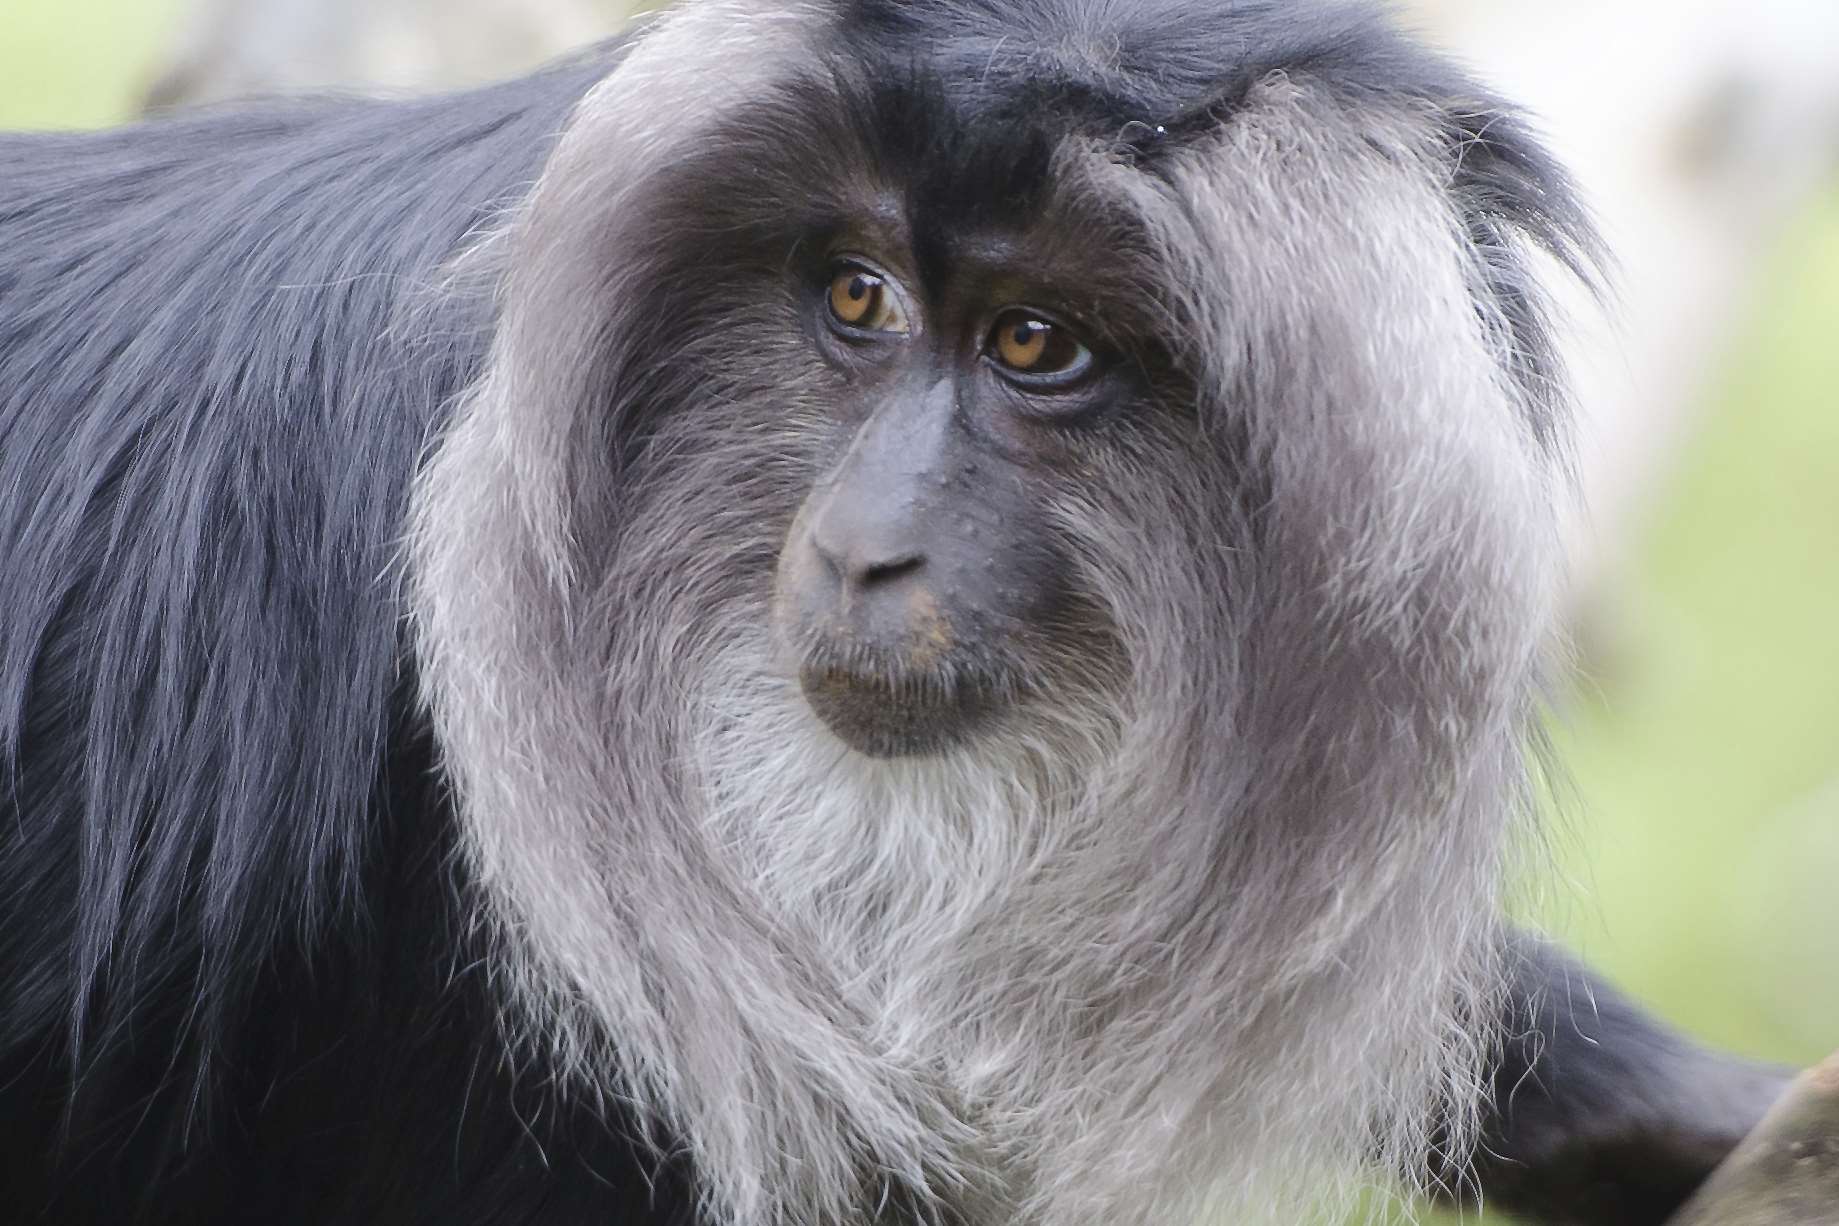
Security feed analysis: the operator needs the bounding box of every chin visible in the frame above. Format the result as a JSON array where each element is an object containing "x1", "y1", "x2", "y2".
[{"x1": 797, "y1": 665, "x2": 999, "y2": 758}]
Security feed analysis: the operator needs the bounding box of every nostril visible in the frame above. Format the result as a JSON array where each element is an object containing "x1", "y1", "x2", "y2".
[
  {"x1": 859, "y1": 553, "x2": 924, "y2": 589},
  {"x1": 803, "y1": 508, "x2": 925, "y2": 592},
  {"x1": 805, "y1": 528, "x2": 923, "y2": 592},
  {"x1": 811, "y1": 536, "x2": 845, "y2": 585}
]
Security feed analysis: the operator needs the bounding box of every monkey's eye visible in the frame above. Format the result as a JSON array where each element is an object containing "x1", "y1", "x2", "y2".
[
  {"x1": 826, "y1": 267, "x2": 909, "y2": 334},
  {"x1": 986, "y1": 310, "x2": 1093, "y2": 386}
]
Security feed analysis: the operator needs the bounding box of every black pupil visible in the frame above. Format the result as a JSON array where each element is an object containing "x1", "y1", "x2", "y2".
[
  {"x1": 849, "y1": 276, "x2": 872, "y2": 302},
  {"x1": 1013, "y1": 321, "x2": 1042, "y2": 346}
]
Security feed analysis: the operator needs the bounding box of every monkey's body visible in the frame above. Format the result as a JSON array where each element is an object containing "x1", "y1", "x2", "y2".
[
  {"x1": 0, "y1": 51, "x2": 700, "y2": 1224},
  {"x1": 0, "y1": 3, "x2": 1789, "y2": 1224}
]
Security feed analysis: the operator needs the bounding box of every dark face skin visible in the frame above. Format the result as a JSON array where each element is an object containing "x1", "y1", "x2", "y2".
[{"x1": 771, "y1": 226, "x2": 1136, "y2": 758}]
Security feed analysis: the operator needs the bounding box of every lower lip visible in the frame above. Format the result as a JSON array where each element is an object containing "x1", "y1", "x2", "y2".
[{"x1": 797, "y1": 667, "x2": 995, "y2": 758}]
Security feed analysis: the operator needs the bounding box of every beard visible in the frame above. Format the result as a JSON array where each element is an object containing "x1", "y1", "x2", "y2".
[{"x1": 674, "y1": 620, "x2": 1507, "y2": 1226}]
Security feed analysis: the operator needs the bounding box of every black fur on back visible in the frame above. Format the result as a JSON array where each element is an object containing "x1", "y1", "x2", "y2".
[{"x1": 0, "y1": 46, "x2": 695, "y2": 1224}]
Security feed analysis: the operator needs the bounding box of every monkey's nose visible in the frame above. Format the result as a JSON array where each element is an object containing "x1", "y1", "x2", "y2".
[
  {"x1": 809, "y1": 520, "x2": 927, "y2": 599},
  {"x1": 783, "y1": 487, "x2": 951, "y2": 665},
  {"x1": 787, "y1": 509, "x2": 945, "y2": 660}
]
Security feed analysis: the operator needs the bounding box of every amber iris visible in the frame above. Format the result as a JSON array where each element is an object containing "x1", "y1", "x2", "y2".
[
  {"x1": 827, "y1": 268, "x2": 908, "y2": 333},
  {"x1": 988, "y1": 310, "x2": 1090, "y2": 381},
  {"x1": 997, "y1": 317, "x2": 1050, "y2": 369}
]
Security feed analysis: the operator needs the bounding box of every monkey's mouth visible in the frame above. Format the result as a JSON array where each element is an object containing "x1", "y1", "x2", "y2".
[{"x1": 798, "y1": 666, "x2": 997, "y2": 758}]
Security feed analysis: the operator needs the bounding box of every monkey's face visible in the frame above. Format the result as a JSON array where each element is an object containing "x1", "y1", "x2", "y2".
[
  {"x1": 572, "y1": 27, "x2": 1557, "y2": 786},
  {"x1": 769, "y1": 245, "x2": 1144, "y2": 759},
  {"x1": 582, "y1": 80, "x2": 1194, "y2": 763}
]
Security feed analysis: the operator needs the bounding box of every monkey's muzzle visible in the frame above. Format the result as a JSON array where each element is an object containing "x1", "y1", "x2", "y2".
[
  {"x1": 796, "y1": 664, "x2": 995, "y2": 759},
  {"x1": 775, "y1": 500, "x2": 1006, "y2": 757}
]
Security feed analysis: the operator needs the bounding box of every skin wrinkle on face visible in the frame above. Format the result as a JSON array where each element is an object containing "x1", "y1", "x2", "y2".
[{"x1": 408, "y1": 2, "x2": 1586, "y2": 1223}]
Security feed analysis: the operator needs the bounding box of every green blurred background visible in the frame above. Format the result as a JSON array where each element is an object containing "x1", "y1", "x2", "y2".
[{"x1": 5, "y1": 1, "x2": 1836, "y2": 1220}]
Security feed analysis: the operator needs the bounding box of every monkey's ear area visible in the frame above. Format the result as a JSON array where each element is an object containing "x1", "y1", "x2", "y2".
[
  {"x1": 1440, "y1": 98, "x2": 1606, "y2": 288},
  {"x1": 1434, "y1": 96, "x2": 1610, "y2": 442},
  {"x1": 1102, "y1": 75, "x2": 1606, "y2": 450}
]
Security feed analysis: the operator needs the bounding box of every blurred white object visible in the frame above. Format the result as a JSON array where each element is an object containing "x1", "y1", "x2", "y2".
[
  {"x1": 145, "y1": 0, "x2": 625, "y2": 109},
  {"x1": 1409, "y1": 0, "x2": 1839, "y2": 636}
]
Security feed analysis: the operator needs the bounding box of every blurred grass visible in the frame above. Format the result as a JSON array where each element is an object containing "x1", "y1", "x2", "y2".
[
  {"x1": 1543, "y1": 193, "x2": 1839, "y2": 1070},
  {"x1": 0, "y1": 0, "x2": 183, "y2": 130},
  {"x1": 1410, "y1": 186, "x2": 1839, "y2": 1226},
  {"x1": 4, "y1": 2, "x2": 1837, "y2": 1223}
]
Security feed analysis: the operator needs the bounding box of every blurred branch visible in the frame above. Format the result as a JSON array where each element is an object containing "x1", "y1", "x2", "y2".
[{"x1": 1669, "y1": 1052, "x2": 1839, "y2": 1225}]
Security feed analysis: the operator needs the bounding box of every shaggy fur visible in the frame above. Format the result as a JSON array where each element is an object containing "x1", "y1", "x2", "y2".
[
  {"x1": 0, "y1": 1, "x2": 1669, "y2": 1223},
  {"x1": 414, "y1": 2, "x2": 1591, "y2": 1223}
]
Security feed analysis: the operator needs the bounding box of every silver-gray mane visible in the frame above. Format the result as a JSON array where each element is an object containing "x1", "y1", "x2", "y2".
[{"x1": 411, "y1": 1, "x2": 1579, "y2": 1222}]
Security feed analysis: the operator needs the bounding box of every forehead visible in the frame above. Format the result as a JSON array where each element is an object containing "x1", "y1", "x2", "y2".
[
  {"x1": 812, "y1": 0, "x2": 1452, "y2": 232},
  {"x1": 831, "y1": 0, "x2": 1425, "y2": 116},
  {"x1": 665, "y1": 0, "x2": 1481, "y2": 333}
]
